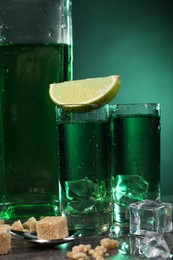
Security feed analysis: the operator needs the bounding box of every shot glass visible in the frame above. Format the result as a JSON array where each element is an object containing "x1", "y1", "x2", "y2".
[
  {"x1": 110, "y1": 103, "x2": 161, "y2": 225},
  {"x1": 56, "y1": 104, "x2": 112, "y2": 236}
]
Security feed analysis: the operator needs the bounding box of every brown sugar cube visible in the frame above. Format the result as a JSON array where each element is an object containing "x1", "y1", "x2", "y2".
[
  {"x1": 23, "y1": 217, "x2": 37, "y2": 232},
  {"x1": 0, "y1": 220, "x2": 5, "y2": 225},
  {"x1": 11, "y1": 220, "x2": 23, "y2": 231},
  {"x1": 0, "y1": 225, "x2": 11, "y2": 254},
  {"x1": 36, "y1": 216, "x2": 69, "y2": 240}
]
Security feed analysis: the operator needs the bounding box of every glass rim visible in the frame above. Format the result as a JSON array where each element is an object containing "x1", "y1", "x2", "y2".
[
  {"x1": 110, "y1": 102, "x2": 160, "y2": 107},
  {"x1": 55, "y1": 103, "x2": 109, "y2": 107},
  {"x1": 55, "y1": 103, "x2": 110, "y2": 122},
  {"x1": 110, "y1": 102, "x2": 161, "y2": 117},
  {"x1": 55, "y1": 104, "x2": 109, "y2": 113},
  {"x1": 55, "y1": 103, "x2": 160, "y2": 107}
]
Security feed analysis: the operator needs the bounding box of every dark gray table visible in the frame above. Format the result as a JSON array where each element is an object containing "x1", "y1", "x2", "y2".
[
  {"x1": 0, "y1": 195, "x2": 172, "y2": 259},
  {"x1": 0, "y1": 234, "x2": 123, "y2": 260},
  {"x1": 0, "y1": 232, "x2": 171, "y2": 260}
]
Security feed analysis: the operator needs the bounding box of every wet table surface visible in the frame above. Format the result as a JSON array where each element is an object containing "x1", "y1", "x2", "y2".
[
  {"x1": 0, "y1": 232, "x2": 172, "y2": 260},
  {"x1": 1, "y1": 195, "x2": 172, "y2": 260}
]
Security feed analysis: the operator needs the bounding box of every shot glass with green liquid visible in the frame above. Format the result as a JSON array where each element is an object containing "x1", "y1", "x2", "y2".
[
  {"x1": 110, "y1": 103, "x2": 161, "y2": 235},
  {"x1": 0, "y1": 0, "x2": 72, "y2": 221},
  {"x1": 56, "y1": 104, "x2": 112, "y2": 236}
]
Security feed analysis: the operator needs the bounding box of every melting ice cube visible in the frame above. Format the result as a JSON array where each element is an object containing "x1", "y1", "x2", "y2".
[
  {"x1": 140, "y1": 232, "x2": 171, "y2": 259},
  {"x1": 129, "y1": 233, "x2": 172, "y2": 258}
]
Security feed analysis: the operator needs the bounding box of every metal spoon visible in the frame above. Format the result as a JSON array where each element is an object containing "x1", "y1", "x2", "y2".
[{"x1": 11, "y1": 229, "x2": 75, "y2": 245}]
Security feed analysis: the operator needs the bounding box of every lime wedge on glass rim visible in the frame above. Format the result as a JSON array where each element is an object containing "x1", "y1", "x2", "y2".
[{"x1": 49, "y1": 75, "x2": 120, "y2": 111}]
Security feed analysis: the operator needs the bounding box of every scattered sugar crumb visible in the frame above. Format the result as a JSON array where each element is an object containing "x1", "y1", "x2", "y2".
[{"x1": 66, "y1": 238, "x2": 118, "y2": 259}]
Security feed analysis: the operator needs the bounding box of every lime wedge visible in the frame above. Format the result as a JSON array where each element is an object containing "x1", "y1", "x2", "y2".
[{"x1": 49, "y1": 75, "x2": 120, "y2": 109}]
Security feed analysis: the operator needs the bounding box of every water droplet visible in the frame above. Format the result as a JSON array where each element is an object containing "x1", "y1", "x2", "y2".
[
  {"x1": 48, "y1": 29, "x2": 54, "y2": 37},
  {"x1": 61, "y1": 24, "x2": 66, "y2": 29}
]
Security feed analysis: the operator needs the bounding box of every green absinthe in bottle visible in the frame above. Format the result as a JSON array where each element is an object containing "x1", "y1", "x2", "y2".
[{"x1": 0, "y1": 43, "x2": 72, "y2": 220}]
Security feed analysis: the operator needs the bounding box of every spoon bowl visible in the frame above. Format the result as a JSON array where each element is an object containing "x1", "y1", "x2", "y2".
[{"x1": 11, "y1": 229, "x2": 75, "y2": 245}]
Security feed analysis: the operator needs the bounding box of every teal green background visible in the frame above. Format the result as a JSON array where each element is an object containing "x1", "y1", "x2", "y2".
[{"x1": 72, "y1": 0, "x2": 173, "y2": 195}]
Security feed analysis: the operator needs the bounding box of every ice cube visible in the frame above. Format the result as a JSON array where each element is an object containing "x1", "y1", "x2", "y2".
[
  {"x1": 65, "y1": 178, "x2": 109, "y2": 214},
  {"x1": 65, "y1": 178, "x2": 107, "y2": 200},
  {"x1": 65, "y1": 178, "x2": 98, "y2": 200},
  {"x1": 112, "y1": 175, "x2": 149, "y2": 207},
  {"x1": 129, "y1": 199, "x2": 172, "y2": 235},
  {"x1": 139, "y1": 232, "x2": 171, "y2": 258},
  {"x1": 129, "y1": 233, "x2": 172, "y2": 258}
]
